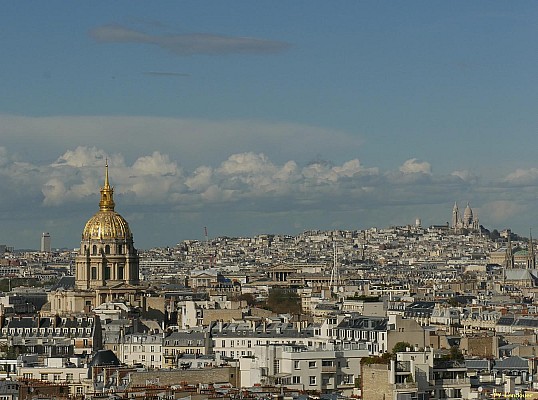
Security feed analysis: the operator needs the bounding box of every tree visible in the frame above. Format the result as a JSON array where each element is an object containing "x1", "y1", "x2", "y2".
[
  {"x1": 392, "y1": 341, "x2": 411, "y2": 354},
  {"x1": 236, "y1": 293, "x2": 256, "y2": 307},
  {"x1": 449, "y1": 345, "x2": 464, "y2": 361},
  {"x1": 265, "y1": 288, "x2": 301, "y2": 314}
]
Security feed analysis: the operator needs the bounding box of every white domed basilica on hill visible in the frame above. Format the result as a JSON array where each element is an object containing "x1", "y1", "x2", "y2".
[
  {"x1": 451, "y1": 201, "x2": 480, "y2": 233},
  {"x1": 46, "y1": 164, "x2": 145, "y2": 315}
]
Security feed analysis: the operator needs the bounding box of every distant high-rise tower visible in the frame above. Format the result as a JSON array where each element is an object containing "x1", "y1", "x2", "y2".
[{"x1": 41, "y1": 232, "x2": 51, "y2": 253}]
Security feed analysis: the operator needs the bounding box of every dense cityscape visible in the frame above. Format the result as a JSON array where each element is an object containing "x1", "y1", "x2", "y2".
[
  {"x1": 0, "y1": 167, "x2": 536, "y2": 400},
  {"x1": 3, "y1": 2, "x2": 538, "y2": 400}
]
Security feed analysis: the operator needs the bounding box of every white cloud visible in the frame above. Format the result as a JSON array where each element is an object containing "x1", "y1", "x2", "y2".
[
  {"x1": 185, "y1": 166, "x2": 213, "y2": 192},
  {"x1": 504, "y1": 168, "x2": 538, "y2": 185},
  {"x1": 451, "y1": 170, "x2": 477, "y2": 182},
  {"x1": 399, "y1": 158, "x2": 432, "y2": 175},
  {"x1": 53, "y1": 146, "x2": 110, "y2": 168}
]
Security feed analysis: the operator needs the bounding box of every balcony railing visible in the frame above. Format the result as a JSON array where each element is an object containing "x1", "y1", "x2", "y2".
[
  {"x1": 394, "y1": 382, "x2": 418, "y2": 390},
  {"x1": 434, "y1": 378, "x2": 470, "y2": 386}
]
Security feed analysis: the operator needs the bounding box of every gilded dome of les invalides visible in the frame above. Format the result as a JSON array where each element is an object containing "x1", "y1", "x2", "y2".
[{"x1": 82, "y1": 163, "x2": 133, "y2": 241}]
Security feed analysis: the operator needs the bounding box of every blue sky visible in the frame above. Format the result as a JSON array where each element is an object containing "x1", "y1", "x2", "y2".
[{"x1": 1, "y1": 2, "x2": 538, "y2": 249}]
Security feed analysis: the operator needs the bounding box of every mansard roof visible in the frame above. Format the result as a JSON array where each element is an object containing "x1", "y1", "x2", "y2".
[
  {"x1": 90, "y1": 349, "x2": 121, "y2": 367},
  {"x1": 163, "y1": 330, "x2": 208, "y2": 346},
  {"x1": 5, "y1": 315, "x2": 95, "y2": 330},
  {"x1": 336, "y1": 315, "x2": 388, "y2": 331},
  {"x1": 211, "y1": 321, "x2": 314, "y2": 338}
]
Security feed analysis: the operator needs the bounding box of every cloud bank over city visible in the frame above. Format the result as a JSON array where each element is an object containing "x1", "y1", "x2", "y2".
[{"x1": 0, "y1": 112, "x2": 537, "y2": 249}]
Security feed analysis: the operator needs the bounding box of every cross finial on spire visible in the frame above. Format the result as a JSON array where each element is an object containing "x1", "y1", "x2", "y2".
[{"x1": 104, "y1": 158, "x2": 110, "y2": 188}]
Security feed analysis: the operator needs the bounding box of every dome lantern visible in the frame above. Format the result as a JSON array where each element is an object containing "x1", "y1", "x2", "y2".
[{"x1": 99, "y1": 161, "x2": 115, "y2": 212}]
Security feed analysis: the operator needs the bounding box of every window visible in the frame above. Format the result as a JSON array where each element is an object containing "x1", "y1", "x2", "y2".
[
  {"x1": 66, "y1": 373, "x2": 73, "y2": 382},
  {"x1": 292, "y1": 376, "x2": 301, "y2": 384},
  {"x1": 309, "y1": 376, "x2": 316, "y2": 386},
  {"x1": 309, "y1": 361, "x2": 316, "y2": 368},
  {"x1": 105, "y1": 245, "x2": 110, "y2": 254},
  {"x1": 118, "y1": 266, "x2": 124, "y2": 280},
  {"x1": 41, "y1": 374, "x2": 49, "y2": 381},
  {"x1": 294, "y1": 360, "x2": 300, "y2": 369},
  {"x1": 91, "y1": 267, "x2": 97, "y2": 280},
  {"x1": 104, "y1": 265, "x2": 111, "y2": 280},
  {"x1": 92, "y1": 245, "x2": 97, "y2": 255}
]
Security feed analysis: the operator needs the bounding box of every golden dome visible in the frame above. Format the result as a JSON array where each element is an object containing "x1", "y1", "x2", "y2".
[
  {"x1": 81, "y1": 162, "x2": 132, "y2": 241},
  {"x1": 82, "y1": 210, "x2": 132, "y2": 240}
]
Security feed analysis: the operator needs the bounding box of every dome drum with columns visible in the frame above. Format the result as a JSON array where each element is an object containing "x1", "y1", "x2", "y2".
[{"x1": 75, "y1": 163, "x2": 140, "y2": 290}]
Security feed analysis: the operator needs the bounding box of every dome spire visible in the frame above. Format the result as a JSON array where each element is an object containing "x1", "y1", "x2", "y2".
[
  {"x1": 104, "y1": 158, "x2": 110, "y2": 189},
  {"x1": 99, "y1": 160, "x2": 115, "y2": 211}
]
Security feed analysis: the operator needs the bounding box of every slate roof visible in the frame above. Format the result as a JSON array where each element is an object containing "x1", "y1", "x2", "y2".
[
  {"x1": 493, "y1": 356, "x2": 529, "y2": 371},
  {"x1": 514, "y1": 317, "x2": 538, "y2": 328},
  {"x1": 211, "y1": 321, "x2": 314, "y2": 338},
  {"x1": 90, "y1": 349, "x2": 121, "y2": 367},
  {"x1": 465, "y1": 359, "x2": 491, "y2": 370},
  {"x1": 497, "y1": 316, "x2": 516, "y2": 326},
  {"x1": 337, "y1": 316, "x2": 388, "y2": 331},
  {"x1": 404, "y1": 301, "x2": 436, "y2": 317}
]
